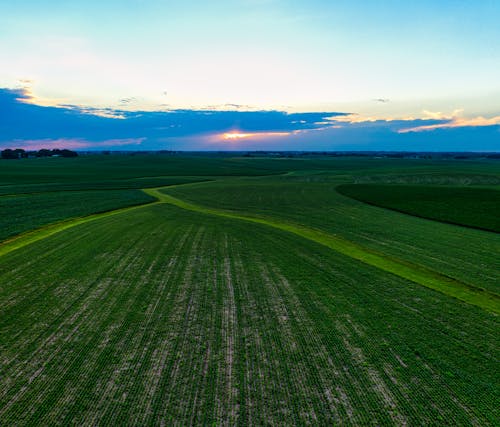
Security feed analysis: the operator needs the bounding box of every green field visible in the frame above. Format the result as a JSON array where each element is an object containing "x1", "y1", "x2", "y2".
[
  {"x1": 337, "y1": 184, "x2": 500, "y2": 233},
  {"x1": 0, "y1": 190, "x2": 156, "y2": 241},
  {"x1": 0, "y1": 155, "x2": 498, "y2": 425},
  {"x1": 165, "y1": 177, "x2": 500, "y2": 295}
]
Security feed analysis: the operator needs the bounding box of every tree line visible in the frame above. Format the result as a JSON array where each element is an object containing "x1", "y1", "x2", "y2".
[{"x1": 1, "y1": 148, "x2": 78, "y2": 159}]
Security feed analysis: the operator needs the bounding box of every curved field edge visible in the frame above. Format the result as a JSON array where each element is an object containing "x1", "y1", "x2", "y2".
[
  {"x1": 147, "y1": 187, "x2": 500, "y2": 314},
  {"x1": 336, "y1": 184, "x2": 500, "y2": 233},
  {"x1": 0, "y1": 189, "x2": 160, "y2": 242},
  {"x1": 1, "y1": 182, "x2": 497, "y2": 313},
  {"x1": 0, "y1": 180, "x2": 212, "y2": 255},
  {"x1": 1, "y1": 204, "x2": 497, "y2": 425},
  {"x1": 0, "y1": 200, "x2": 160, "y2": 258}
]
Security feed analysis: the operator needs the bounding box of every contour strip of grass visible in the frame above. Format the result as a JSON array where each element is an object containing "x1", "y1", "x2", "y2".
[
  {"x1": 0, "y1": 201, "x2": 160, "y2": 258},
  {"x1": 1, "y1": 183, "x2": 497, "y2": 313},
  {"x1": 0, "y1": 180, "x2": 215, "y2": 257},
  {"x1": 145, "y1": 187, "x2": 500, "y2": 314}
]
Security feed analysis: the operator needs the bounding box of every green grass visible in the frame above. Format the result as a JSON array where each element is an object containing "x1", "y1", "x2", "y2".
[
  {"x1": 0, "y1": 203, "x2": 498, "y2": 425},
  {"x1": 145, "y1": 187, "x2": 500, "y2": 313},
  {"x1": 0, "y1": 190, "x2": 155, "y2": 242},
  {"x1": 0, "y1": 156, "x2": 499, "y2": 425},
  {"x1": 337, "y1": 184, "x2": 500, "y2": 233},
  {"x1": 164, "y1": 178, "x2": 500, "y2": 295}
]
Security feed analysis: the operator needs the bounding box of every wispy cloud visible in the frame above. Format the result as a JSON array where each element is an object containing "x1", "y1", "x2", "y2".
[
  {"x1": 119, "y1": 97, "x2": 137, "y2": 105},
  {"x1": 421, "y1": 109, "x2": 463, "y2": 120},
  {"x1": 399, "y1": 110, "x2": 500, "y2": 133},
  {"x1": 325, "y1": 114, "x2": 417, "y2": 124},
  {"x1": 326, "y1": 114, "x2": 380, "y2": 124}
]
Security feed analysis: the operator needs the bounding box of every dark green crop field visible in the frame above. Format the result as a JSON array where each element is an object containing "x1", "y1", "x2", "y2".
[
  {"x1": 0, "y1": 176, "x2": 206, "y2": 196},
  {"x1": 0, "y1": 190, "x2": 156, "y2": 242},
  {"x1": 0, "y1": 155, "x2": 498, "y2": 425},
  {"x1": 337, "y1": 184, "x2": 500, "y2": 232}
]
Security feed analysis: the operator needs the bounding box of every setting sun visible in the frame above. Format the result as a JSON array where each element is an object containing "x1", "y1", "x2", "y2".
[
  {"x1": 223, "y1": 132, "x2": 254, "y2": 140},
  {"x1": 222, "y1": 131, "x2": 291, "y2": 141}
]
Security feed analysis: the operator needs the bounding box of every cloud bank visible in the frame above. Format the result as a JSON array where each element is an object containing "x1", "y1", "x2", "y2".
[{"x1": 1, "y1": 88, "x2": 498, "y2": 151}]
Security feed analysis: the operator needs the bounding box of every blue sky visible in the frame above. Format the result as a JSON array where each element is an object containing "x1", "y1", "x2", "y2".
[{"x1": 1, "y1": 1, "x2": 499, "y2": 150}]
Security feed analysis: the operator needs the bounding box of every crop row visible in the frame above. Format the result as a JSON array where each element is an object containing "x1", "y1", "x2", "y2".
[
  {"x1": 337, "y1": 184, "x2": 500, "y2": 233},
  {"x1": 0, "y1": 189, "x2": 155, "y2": 242},
  {"x1": 0, "y1": 204, "x2": 497, "y2": 424},
  {"x1": 164, "y1": 178, "x2": 500, "y2": 295}
]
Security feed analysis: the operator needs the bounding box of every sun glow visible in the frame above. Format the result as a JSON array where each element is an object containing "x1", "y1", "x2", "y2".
[
  {"x1": 222, "y1": 131, "x2": 291, "y2": 141},
  {"x1": 223, "y1": 132, "x2": 254, "y2": 140}
]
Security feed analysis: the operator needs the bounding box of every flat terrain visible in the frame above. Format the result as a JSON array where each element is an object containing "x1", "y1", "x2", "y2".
[
  {"x1": 0, "y1": 189, "x2": 155, "y2": 241},
  {"x1": 337, "y1": 184, "x2": 500, "y2": 232},
  {"x1": 0, "y1": 155, "x2": 498, "y2": 425},
  {"x1": 166, "y1": 176, "x2": 500, "y2": 295}
]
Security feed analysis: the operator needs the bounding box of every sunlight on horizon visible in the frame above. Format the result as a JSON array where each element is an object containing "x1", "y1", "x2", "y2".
[{"x1": 222, "y1": 131, "x2": 291, "y2": 141}]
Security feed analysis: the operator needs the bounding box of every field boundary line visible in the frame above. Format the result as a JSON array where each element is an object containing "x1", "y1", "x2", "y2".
[
  {"x1": 336, "y1": 184, "x2": 500, "y2": 234},
  {"x1": 0, "y1": 201, "x2": 160, "y2": 258},
  {"x1": 145, "y1": 187, "x2": 500, "y2": 314},
  {"x1": 0, "y1": 180, "x2": 216, "y2": 257}
]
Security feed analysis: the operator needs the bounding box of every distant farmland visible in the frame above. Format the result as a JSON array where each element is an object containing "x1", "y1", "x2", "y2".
[
  {"x1": 337, "y1": 183, "x2": 500, "y2": 233},
  {"x1": 0, "y1": 155, "x2": 498, "y2": 425}
]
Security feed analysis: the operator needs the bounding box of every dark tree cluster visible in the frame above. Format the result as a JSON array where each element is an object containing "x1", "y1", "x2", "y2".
[{"x1": 1, "y1": 148, "x2": 78, "y2": 159}]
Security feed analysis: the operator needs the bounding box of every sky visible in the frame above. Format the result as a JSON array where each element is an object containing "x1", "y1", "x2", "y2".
[{"x1": 1, "y1": 0, "x2": 499, "y2": 151}]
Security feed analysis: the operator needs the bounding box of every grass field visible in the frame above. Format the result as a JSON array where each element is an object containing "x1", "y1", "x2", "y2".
[{"x1": 0, "y1": 155, "x2": 498, "y2": 425}]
